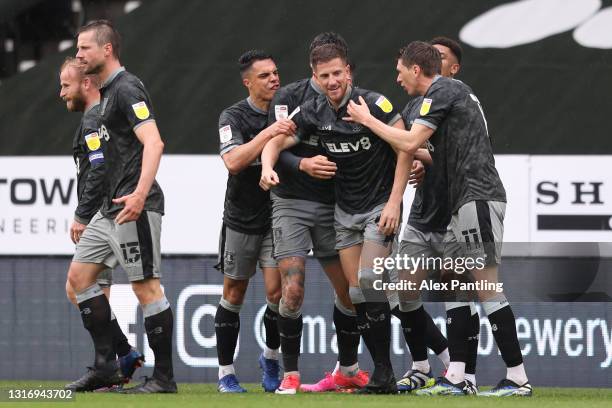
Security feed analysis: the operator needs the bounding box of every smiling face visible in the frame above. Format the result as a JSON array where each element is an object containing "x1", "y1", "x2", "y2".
[
  {"x1": 313, "y1": 57, "x2": 350, "y2": 106},
  {"x1": 243, "y1": 58, "x2": 280, "y2": 102},
  {"x1": 59, "y1": 65, "x2": 86, "y2": 112}
]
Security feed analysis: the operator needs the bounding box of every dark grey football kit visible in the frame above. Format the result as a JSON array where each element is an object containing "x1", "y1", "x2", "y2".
[
  {"x1": 217, "y1": 97, "x2": 277, "y2": 280},
  {"x1": 72, "y1": 102, "x2": 112, "y2": 286},
  {"x1": 269, "y1": 78, "x2": 337, "y2": 260},
  {"x1": 73, "y1": 67, "x2": 164, "y2": 282},
  {"x1": 414, "y1": 76, "x2": 506, "y2": 265}
]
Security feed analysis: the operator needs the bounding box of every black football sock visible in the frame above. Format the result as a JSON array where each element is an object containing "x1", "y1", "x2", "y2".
[
  {"x1": 333, "y1": 303, "x2": 359, "y2": 367},
  {"x1": 143, "y1": 297, "x2": 174, "y2": 381},
  {"x1": 215, "y1": 299, "x2": 241, "y2": 366},
  {"x1": 76, "y1": 284, "x2": 116, "y2": 368}
]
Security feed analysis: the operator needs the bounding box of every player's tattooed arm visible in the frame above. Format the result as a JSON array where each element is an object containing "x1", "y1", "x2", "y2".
[
  {"x1": 223, "y1": 119, "x2": 295, "y2": 175},
  {"x1": 114, "y1": 121, "x2": 164, "y2": 224},
  {"x1": 259, "y1": 133, "x2": 299, "y2": 190},
  {"x1": 344, "y1": 96, "x2": 433, "y2": 153},
  {"x1": 379, "y1": 119, "x2": 412, "y2": 235}
]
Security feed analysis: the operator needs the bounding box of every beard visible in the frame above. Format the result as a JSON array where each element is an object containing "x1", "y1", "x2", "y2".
[
  {"x1": 84, "y1": 60, "x2": 104, "y2": 75},
  {"x1": 68, "y1": 97, "x2": 86, "y2": 112}
]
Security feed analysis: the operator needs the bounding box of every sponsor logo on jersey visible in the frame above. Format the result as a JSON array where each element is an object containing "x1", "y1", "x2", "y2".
[
  {"x1": 84, "y1": 132, "x2": 101, "y2": 151},
  {"x1": 88, "y1": 152, "x2": 105, "y2": 165},
  {"x1": 131, "y1": 101, "x2": 150, "y2": 120},
  {"x1": 318, "y1": 124, "x2": 332, "y2": 131},
  {"x1": 301, "y1": 135, "x2": 319, "y2": 147},
  {"x1": 375, "y1": 95, "x2": 393, "y2": 113},
  {"x1": 425, "y1": 140, "x2": 435, "y2": 153},
  {"x1": 219, "y1": 125, "x2": 232, "y2": 143},
  {"x1": 325, "y1": 137, "x2": 371, "y2": 153},
  {"x1": 274, "y1": 105, "x2": 288, "y2": 120},
  {"x1": 420, "y1": 98, "x2": 432, "y2": 116}
]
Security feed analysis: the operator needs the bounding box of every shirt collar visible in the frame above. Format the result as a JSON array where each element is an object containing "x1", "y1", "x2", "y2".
[
  {"x1": 327, "y1": 85, "x2": 353, "y2": 111},
  {"x1": 84, "y1": 101, "x2": 100, "y2": 114},
  {"x1": 309, "y1": 77, "x2": 324, "y2": 95},
  {"x1": 247, "y1": 97, "x2": 267, "y2": 115},
  {"x1": 101, "y1": 66, "x2": 126, "y2": 89}
]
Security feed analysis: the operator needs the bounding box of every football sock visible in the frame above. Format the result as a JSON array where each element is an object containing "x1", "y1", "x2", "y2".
[
  {"x1": 263, "y1": 301, "x2": 280, "y2": 351},
  {"x1": 76, "y1": 283, "x2": 115, "y2": 368},
  {"x1": 333, "y1": 303, "x2": 360, "y2": 367},
  {"x1": 109, "y1": 310, "x2": 131, "y2": 358},
  {"x1": 215, "y1": 299, "x2": 241, "y2": 366},
  {"x1": 466, "y1": 308, "x2": 480, "y2": 376},
  {"x1": 142, "y1": 296, "x2": 174, "y2": 381}
]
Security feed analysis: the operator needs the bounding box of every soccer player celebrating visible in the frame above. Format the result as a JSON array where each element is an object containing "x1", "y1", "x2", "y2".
[
  {"x1": 68, "y1": 20, "x2": 176, "y2": 393},
  {"x1": 344, "y1": 41, "x2": 531, "y2": 397},
  {"x1": 261, "y1": 32, "x2": 368, "y2": 394},
  {"x1": 392, "y1": 37, "x2": 480, "y2": 394},
  {"x1": 59, "y1": 57, "x2": 144, "y2": 392},
  {"x1": 215, "y1": 50, "x2": 294, "y2": 393},
  {"x1": 261, "y1": 43, "x2": 412, "y2": 394}
]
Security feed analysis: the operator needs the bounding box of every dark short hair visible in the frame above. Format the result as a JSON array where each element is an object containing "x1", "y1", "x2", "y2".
[
  {"x1": 238, "y1": 49, "x2": 273, "y2": 76},
  {"x1": 310, "y1": 44, "x2": 348, "y2": 68},
  {"x1": 399, "y1": 41, "x2": 441, "y2": 77},
  {"x1": 309, "y1": 32, "x2": 354, "y2": 70},
  {"x1": 77, "y1": 19, "x2": 121, "y2": 59},
  {"x1": 430, "y1": 36, "x2": 463, "y2": 64}
]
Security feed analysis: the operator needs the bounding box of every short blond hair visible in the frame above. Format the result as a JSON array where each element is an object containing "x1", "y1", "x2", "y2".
[{"x1": 60, "y1": 57, "x2": 101, "y2": 88}]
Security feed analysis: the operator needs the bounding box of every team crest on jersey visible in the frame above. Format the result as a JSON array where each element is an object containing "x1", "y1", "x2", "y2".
[
  {"x1": 84, "y1": 132, "x2": 101, "y2": 151},
  {"x1": 131, "y1": 101, "x2": 150, "y2": 120},
  {"x1": 274, "y1": 105, "x2": 289, "y2": 120},
  {"x1": 420, "y1": 98, "x2": 432, "y2": 116},
  {"x1": 219, "y1": 125, "x2": 232, "y2": 143},
  {"x1": 375, "y1": 95, "x2": 393, "y2": 113}
]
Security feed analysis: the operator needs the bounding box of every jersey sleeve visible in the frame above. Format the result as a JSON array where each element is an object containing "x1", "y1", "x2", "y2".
[
  {"x1": 117, "y1": 80, "x2": 156, "y2": 131},
  {"x1": 75, "y1": 123, "x2": 106, "y2": 223},
  {"x1": 218, "y1": 110, "x2": 245, "y2": 156},
  {"x1": 368, "y1": 93, "x2": 401, "y2": 126},
  {"x1": 413, "y1": 81, "x2": 454, "y2": 131}
]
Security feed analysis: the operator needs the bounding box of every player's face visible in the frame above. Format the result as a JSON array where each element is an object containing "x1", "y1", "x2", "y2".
[
  {"x1": 76, "y1": 30, "x2": 106, "y2": 75},
  {"x1": 396, "y1": 58, "x2": 418, "y2": 96},
  {"x1": 59, "y1": 67, "x2": 86, "y2": 112},
  {"x1": 244, "y1": 59, "x2": 280, "y2": 102},
  {"x1": 314, "y1": 58, "x2": 350, "y2": 105},
  {"x1": 433, "y1": 44, "x2": 460, "y2": 78}
]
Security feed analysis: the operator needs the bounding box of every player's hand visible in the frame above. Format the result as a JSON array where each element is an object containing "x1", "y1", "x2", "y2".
[
  {"x1": 113, "y1": 192, "x2": 145, "y2": 224},
  {"x1": 299, "y1": 155, "x2": 337, "y2": 179},
  {"x1": 260, "y1": 167, "x2": 280, "y2": 191},
  {"x1": 343, "y1": 96, "x2": 372, "y2": 125},
  {"x1": 378, "y1": 200, "x2": 401, "y2": 236},
  {"x1": 409, "y1": 160, "x2": 425, "y2": 187},
  {"x1": 267, "y1": 119, "x2": 296, "y2": 138},
  {"x1": 70, "y1": 220, "x2": 87, "y2": 244}
]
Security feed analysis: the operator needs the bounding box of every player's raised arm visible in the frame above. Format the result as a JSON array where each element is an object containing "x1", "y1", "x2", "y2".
[
  {"x1": 259, "y1": 132, "x2": 299, "y2": 190},
  {"x1": 114, "y1": 120, "x2": 164, "y2": 224},
  {"x1": 221, "y1": 118, "x2": 295, "y2": 175},
  {"x1": 344, "y1": 96, "x2": 433, "y2": 154}
]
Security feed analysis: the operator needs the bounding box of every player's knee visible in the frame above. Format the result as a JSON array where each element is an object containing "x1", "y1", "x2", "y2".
[
  {"x1": 131, "y1": 278, "x2": 162, "y2": 304},
  {"x1": 67, "y1": 264, "x2": 83, "y2": 291},
  {"x1": 279, "y1": 297, "x2": 302, "y2": 319},
  {"x1": 357, "y1": 268, "x2": 378, "y2": 290},
  {"x1": 225, "y1": 281, "x2": 248, "y2": 305},
  {"x1": 266, "y1": 287, "x2": 282, "y2": 305},
  {"x1": 283, "y1": 281, "x2": 304, "y2": 308}
]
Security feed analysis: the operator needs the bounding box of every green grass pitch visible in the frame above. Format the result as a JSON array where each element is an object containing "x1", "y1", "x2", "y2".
[{"x1": 0, "y1": 381, "x2": 610, "y2": 408}]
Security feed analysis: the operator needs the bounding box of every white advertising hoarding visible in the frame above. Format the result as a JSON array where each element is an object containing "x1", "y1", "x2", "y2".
[{"x1": 1, "y1": 155, "x2": 610, "y2": 255}]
